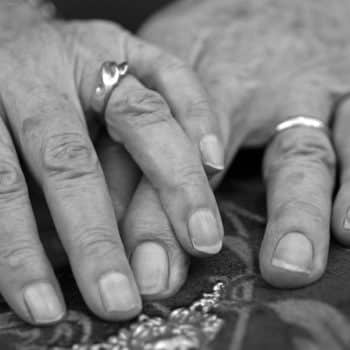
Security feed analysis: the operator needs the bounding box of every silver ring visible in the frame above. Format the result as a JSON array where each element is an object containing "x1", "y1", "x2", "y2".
[
  {"x1": 274, "y1": 115, "x2": 330, "y2": 138},
  {"x1": 91, "y1": 61, "x2": 129, "y2": 114}
]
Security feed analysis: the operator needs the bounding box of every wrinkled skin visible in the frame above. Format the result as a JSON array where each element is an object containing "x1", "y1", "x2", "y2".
[
  {"x1": 141, "y1": 0, "x2": 350, "y2": 287},
  {"x1": 0, "y1": 4, "x2": 229, "y2": 324}
]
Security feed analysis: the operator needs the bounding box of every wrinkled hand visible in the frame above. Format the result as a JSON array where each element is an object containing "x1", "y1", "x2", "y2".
[
  {"x1": 141, "y1": 0, "x2": 350, "y2": 288},
  {"x1": 0, "y1": 9, "x2": 225, "y2": 324}
]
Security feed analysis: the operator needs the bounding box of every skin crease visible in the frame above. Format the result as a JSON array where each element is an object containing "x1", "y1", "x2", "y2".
[{"x1": 140, "y1": 0, "x2": 350, "y2": 287}]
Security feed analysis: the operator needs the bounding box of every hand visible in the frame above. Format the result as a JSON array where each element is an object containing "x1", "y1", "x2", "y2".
[
  {"x1": 141, "y1": 0, "x2": 350, "y2": 288},
  {"x1": 0, "y1": 6, "x2": 225, "y2": 324}
]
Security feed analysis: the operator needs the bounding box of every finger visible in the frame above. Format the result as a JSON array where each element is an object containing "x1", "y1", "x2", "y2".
[
  {"x1": 0, "y1": 117, "x2": 65, "y2": 324},
  {"x1": 96, "y1": 132, "x2": 141, "y2": 222},
  {"x1": 123, "y1": 178, "x2": 190, "y2": 298},
  {"x1": 126, "y1": 36, "x2": 225, "y2": 173},
  {"x1": 260, "y1": 85, "x2": 335, "y2": 288},
  {"x1": 98, "y1": 136, "x2": 188, "y2": 298},
  {"x1": 79, "y1": 47, "x2": 224, "y2": 257},
  {"x1": 3, "y1": 81, "x2": 141, "y2": 320},
  {"x1": 200, "y1": 72, "x2": 250, "y2": 189},
  {"x1": 105, "y1": 76, "x2": 223, "y2": 256},
  {"x1": 332, "y1": 98, "x2": 350, "y2": 245}
]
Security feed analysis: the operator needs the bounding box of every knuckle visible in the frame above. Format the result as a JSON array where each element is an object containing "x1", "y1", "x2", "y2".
[
  {"x1": 265, "y1": 131, "x2": 336, "y2": 177},
  {"x1": 156, "y1": 55, "x2": 189, "y2": 75},
  {"x1": 172, "y1": 163, "x2": 205, "y2": 189},
  {"x1": 0, "y1": 160, "x2": 26, "y2": 201},
  {"x1": 0, "y1": 242, "x2": 41, "y2": 270},
  {"x1": 124, "y1": 214, "x2": 166, "y2": 239},
  {"x1": 126, "y1": 90, "x2": 168, "y2": 113},
  {"x1": 123, "y1": 217, "x2": 180, "y2": 253},
  {"x1": 42, "y1": 133, "x2": 98, "y2": 180},
  {"x1": 274, "y1": 199, "x2": 326, "y2": 225},
  {"x1": 108, "y1": 90, "x2": 171, "y2": 128},
  {"x1": 186, "y1": 98, "x2": 212, "y2": 120},
  {"x1": 71, "y1": 228, "x2": 121, "y2": 258}
]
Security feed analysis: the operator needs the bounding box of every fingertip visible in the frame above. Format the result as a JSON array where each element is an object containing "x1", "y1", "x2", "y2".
[
  {"x1": 200, "y1": 134, "x2": 225, "y2": 174},
  {"x1": 85, "y1": 271, "x2": 143, "y2": 322},
  {"x1": 23, "y1": 281, "x2": 66, "y2": 325},
  {"x1": 2, "y1": 275, "x2": 66, "y2": 326},
  {"x1": 123, "y1": 179, "x2": 191, "y2": 298},
  {"x1": 260, "y1": 231, "x2": 326, "y2": 289},
  {"x1": 271, "y1": 233, "x2": 313, "y2": 273},
  {"x1": 332, "y1": 186, "x2": 350, "y2": 246},
  {"x1": 188, "y1": 209, "x2": 223, "y2": 255},
  {"x1": 131, "y1": 241, "x2": 169, "y2": 296},
  {"x1": 260, "y1": 261, "x2": 321, "y2": 289},
  {"x1": 130, "y1": 238, "x2": 190, "y2": 300}
]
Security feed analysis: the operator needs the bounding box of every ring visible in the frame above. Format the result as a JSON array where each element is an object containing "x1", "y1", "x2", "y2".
[
  {"x1": 91, "y1": 61, "x2": 129, "y2": 114},
  {"x1": 274, "y1": 115, "x2": 330, "y2": 138}
]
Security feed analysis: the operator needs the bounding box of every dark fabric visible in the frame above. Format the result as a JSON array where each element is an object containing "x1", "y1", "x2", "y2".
[{"x1": 1, "y1": 2, "x2": 350, "y2": 349}]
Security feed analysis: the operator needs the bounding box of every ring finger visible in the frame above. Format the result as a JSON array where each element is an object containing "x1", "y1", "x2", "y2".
[{"x1": 260, "y1": 82, "x2": 336, "y2": 287}]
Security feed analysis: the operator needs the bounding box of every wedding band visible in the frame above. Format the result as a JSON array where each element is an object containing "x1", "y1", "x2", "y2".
[
  {"x1": 274, "y1": 116, "x2": 330, "y2": 138},
  {"x1": 91, "y1": 61, "x2": 129, "y2": 114}
]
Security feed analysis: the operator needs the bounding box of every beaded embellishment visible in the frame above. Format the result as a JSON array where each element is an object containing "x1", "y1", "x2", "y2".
[{"x1": 58, "y1": 282, "x2": 226, "y2": 350}]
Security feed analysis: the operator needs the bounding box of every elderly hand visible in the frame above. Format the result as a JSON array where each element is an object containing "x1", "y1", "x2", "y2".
[
  {"x1": 141, "y1": 0, "x2": 350, "y2": 288},
  {"x1": 0, "y1": 2, "x2": 225, "y2": 324}
]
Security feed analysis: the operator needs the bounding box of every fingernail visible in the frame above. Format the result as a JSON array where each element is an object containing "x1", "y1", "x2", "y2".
[
  {"x1": 24, "y1": 282, "x2": 65, "y2": 324},
  {"x1": 131, "y1": 242, "x2": 169, "y2": 295},
  {"x1": 344, "y1": 208, "x2": 350, "y2": 230},
  {"x1": 99, "y1": 272, "x2": 141, "y2": 313},
  {"x1": 272, "y1": 233, "x2": 313, "y2": 273},
  {"x1": 200, "y1": 135, "x2": 225, "y2": 172},
  {"x1": 189, "y1": 209, "x2": 222, "y2": 254}
]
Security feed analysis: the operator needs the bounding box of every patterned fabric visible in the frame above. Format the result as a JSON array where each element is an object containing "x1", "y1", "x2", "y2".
[{"x1": 0, "y1": 151, "x2": 350, "y2": 349}]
